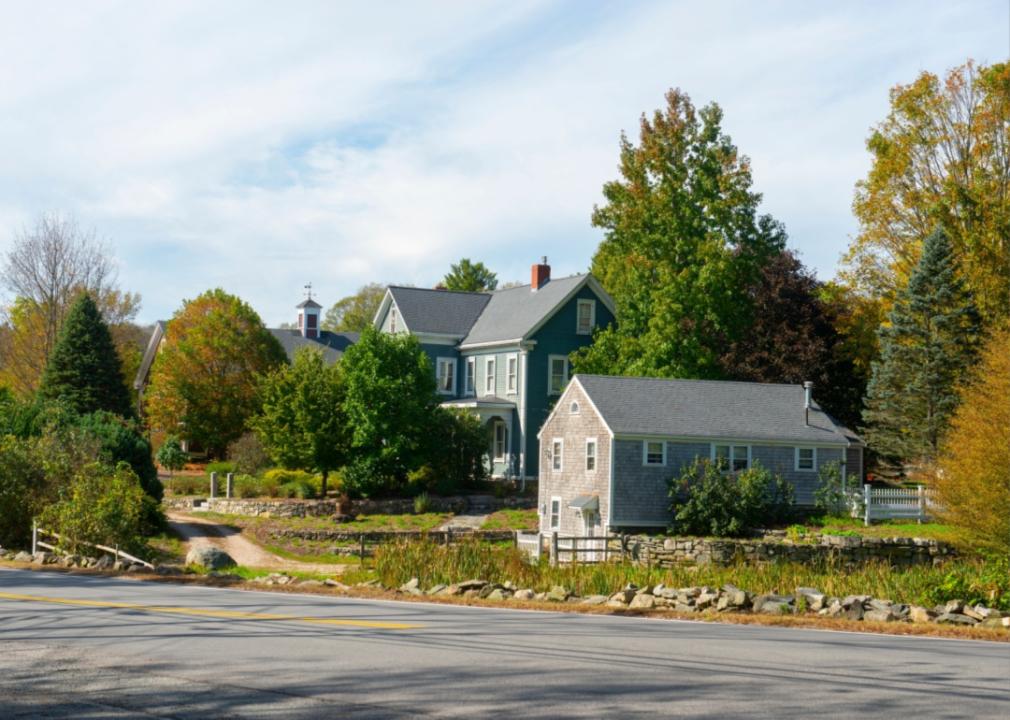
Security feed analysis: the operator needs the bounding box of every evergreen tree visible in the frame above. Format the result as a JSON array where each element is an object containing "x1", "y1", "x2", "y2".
[
  {"x1": 442, "y1": 258, "x2": 498, "y2": 292},
  {"x1": 862, "y1": 228, "x2": 981, "y2": 476},
  {"x1": 38, "y1": 293, "x2": 133, "y2": 418}
]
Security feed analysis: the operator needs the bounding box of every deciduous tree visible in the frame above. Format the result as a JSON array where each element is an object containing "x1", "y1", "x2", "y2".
[
  {"x1": 574, "y1": 89, "x2": 785, "y2": 379},
  {"x1": 862, "y1": 228, "x2": 981, "y2": 476},
  {"x1": 322, "y1": 283, "x2": 386, "y2": 332},
  {"x1": 144, "y1": 289, "x2": 287, "y2": 457}
]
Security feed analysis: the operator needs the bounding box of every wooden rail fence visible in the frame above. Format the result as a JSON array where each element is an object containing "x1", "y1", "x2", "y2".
[{"x1": 31, "y1": 522, "x2": 155, "y2": 570}]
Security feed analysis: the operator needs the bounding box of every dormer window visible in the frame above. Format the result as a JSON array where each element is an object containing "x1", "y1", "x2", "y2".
[{"x1": 576, "y1": 299, "x2": 596, "y2": 335}]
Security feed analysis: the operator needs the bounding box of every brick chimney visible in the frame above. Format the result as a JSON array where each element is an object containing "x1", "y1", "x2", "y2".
[{"x1": 531, "y1": 256, "x2": 550, "y2": 290}]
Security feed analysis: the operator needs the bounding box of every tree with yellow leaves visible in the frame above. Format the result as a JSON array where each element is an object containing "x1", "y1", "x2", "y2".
[{"x1": 934, "y1": 325, "x2": 1010, "y2": 553}]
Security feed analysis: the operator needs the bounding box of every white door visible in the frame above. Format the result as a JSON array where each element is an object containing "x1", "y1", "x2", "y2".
[{"x1": 583, "y1": 512, "x2": 597, "y2": 561}]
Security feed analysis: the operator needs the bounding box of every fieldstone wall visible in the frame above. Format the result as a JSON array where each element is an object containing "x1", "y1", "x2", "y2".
[
  {"x1": 620, "y1": 532, "x2": 955, "y2": 568},
  {"x1": 163, "y1": 495, "x2": 534, "y2": 518}
]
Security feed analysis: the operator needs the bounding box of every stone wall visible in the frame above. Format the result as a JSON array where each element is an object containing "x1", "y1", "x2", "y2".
[
  {"x1": 618, "y1": 532, "x2": 955, "y2": 568},
  {"x1": 163, "y1": 495, "x2": 534, "y2": 518}
]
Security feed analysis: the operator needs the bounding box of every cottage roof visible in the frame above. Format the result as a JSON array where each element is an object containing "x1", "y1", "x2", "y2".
[
  {"x1": 386, "y1": 286, "x2": 491, "y2": 337},
  {"x1": 267, "y1": 329, "x2": 358, "y2": 365},
  {"x1": 573, "y1": 374, "x2": 861, "y2": 446}
]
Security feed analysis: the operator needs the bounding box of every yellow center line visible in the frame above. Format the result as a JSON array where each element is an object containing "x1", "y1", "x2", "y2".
[{"x1": 0, "y1": 591, "x2": 423, "y2": 630}]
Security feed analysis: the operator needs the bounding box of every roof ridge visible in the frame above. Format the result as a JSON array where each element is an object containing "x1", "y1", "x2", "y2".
[
  {"x1": 488, "y1": 272, "x2": 588, "y2": 294},
  {"x1": 576, "y1": 374, "x2": 807, "y2": 390},
  {"x1": 388, "y1": 285, "x2": 492, "y2": 297}
]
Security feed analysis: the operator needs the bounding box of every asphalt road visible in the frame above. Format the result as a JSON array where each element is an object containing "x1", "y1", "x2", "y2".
[{"x1": 1, "y1": 568, "x2": 1007, "y2": 719}]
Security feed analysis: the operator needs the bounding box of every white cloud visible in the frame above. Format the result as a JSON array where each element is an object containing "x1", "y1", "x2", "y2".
[{"x1": 0, "y1": 0, "x2": 1005, "y2": 324}]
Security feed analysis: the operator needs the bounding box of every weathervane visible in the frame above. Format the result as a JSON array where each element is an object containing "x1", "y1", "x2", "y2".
[{"x1": 304, "y1": 282, "x2": 313, "y2": 301}]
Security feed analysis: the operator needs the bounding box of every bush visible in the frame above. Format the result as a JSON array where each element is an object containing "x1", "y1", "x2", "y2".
[
  {"x1": 164, "y1": 475, "x2": 204, "y2": 496},
  {"x1": 73, "y1": 411, "x2": 162, "y2": 502},
  {"x1": 424, "y1": 408, "x2": 488, "y2": 494},
  {"x1": 814, "y1": 461, "x2": 858, "y2": 517},
  {"x1": 206, "y1": 461, "x2": 236, "y2": 476},
  {"x1": 0, "y1": 436, "x2": 45, "y2": 548},
  {"x1": 227, "y1": 432, "x2": 272, "y2": 475},
  {"x1": 40, "y1": 461, "x2": 150, "y2": 555},
  {"x1": 413, "y1": 491, "x2": 432, "y2": 514},
  {"x1": 341, "y1": 456, "x2": 398, "y2": 498},
  {"x1": 156, "y1": 436, "x2": 188, "y2": 477},
  {"x1": 278, "y1": 480, "x2": 317, "y2": 499},
  {"x1": 262, "y1": 468, "x2": 316, "y2": 486},
  {"x1": 669, "y1": 459, "x2": 794, "y2": 537}
]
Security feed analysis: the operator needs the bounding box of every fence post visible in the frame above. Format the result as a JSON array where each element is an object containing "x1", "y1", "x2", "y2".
[
  {"x1": 863, "y1": 484, "x2": 872, "y2": 526},
  {"x1": 917, "y1": 485, "x2": 924, "y2": 524},
  {"x1": 550, "y1": 531, "x2": 559, "y2": 567},
  {"x1": 210, "y1": 471, "x2": 218, "y2": 500},
  {"x1": 513, "y1": 530, "x2": 518, "y2": 549},
  {"x1": 226, "y1": 472, "x2": 234, "y2": 499},
  {"x1": 359, "y1": 535, "x2": 365, "y2": 565},
  {"x1": 31, "y1": 520, "x2": 37, "y2": 555}
]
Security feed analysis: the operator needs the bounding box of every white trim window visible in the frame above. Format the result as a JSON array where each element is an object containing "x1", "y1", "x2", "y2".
[
  {"x1": 585, "y1": 438, "x2": 597, "y2": 472},
  {"x1": 436, "y1": 357, "x2": 456, "y2": 395},
  {"x1": 551, "y1": 438, "x2": 563, "y2": 472},
  {"x1": 484, "y1": 358, "x2": 496, "y2": 396},
  {"x1": 642, "y1": 440, "x2": 666, "y2": 466},
  {"x1": 549, "y1": 497, "x2": 561, "y2": 531},
  {"x1": 493, "y1": 420, "x2": 507, "y2": 462},
  {"x1": 506, "y1": 354, "x2": 518, "y2": 395},
  {"x1": 570, "y1": 401, "x2": 580, "y2": 414},
  {"x1": 548, "y1": 355, "x2": 569, "y2": 395},
  {"x1": 465, "y1": 357, "x2": 475, "y2": 396},
  {"x1": 712, "y1": 444, "x2": 751, "y2": 472},
  {"x1": 389, "y1": 307, "x2": 398, "y2": 333},
  {"x1": 576, "y1": 299, "x2": 596, "y2": 335},
  {"x1": 795, "y1": 447, "x2": 817, "y2": 472}
]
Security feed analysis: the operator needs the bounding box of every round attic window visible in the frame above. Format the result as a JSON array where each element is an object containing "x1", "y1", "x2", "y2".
[{"x1": 570, "y1": 401, "x2": 580, "y2": 414}]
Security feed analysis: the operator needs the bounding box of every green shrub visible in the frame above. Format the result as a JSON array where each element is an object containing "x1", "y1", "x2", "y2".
[
  {"x1": 164, "y1": 475, "x2": 204, "y2": 496},
  {"x1": 40, "y1": 461, "x2": 150, "y2": 555},
  {"x1": 0, "y1": 436, "x2": 45, "y2": 548},
  {"x1": 406, "y1": 465, "x2": 438, "y2": 496},
  {"x1": 341, "y1": 456, "x2": 398, "y2": 498},
  {"x1": 156, "y1": 436, "x2": 188, "y2": 477},
  {"x1": 814, "y1": 460, "x2": 858, "y2": 517},
  {"x1": 424, "y1": 408, "x2": 488, "y2": 494},
  {"x1": 278, "y1": 479, "x2": 317, "y2": 499},
  {"x1": 413, "y1": 491, "x2": 432, "y2": 514},
  {"x1": 227, "y1": 432, "x2": 272, "y2": 475},
  {"x1": 262, "y1": 468, "x2": 317, "y2": 486},
  {"x1": 74, "y1": 411, "x2": 162, "y2": 502},
  {"x1": 206, "y1": 461, "x2": 236, "y2": 476},
  {"x1": 669, "y1": 459, "x2": 794, "y2": 537}
]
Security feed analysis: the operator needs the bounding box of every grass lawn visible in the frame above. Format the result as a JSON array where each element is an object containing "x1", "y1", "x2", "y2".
[
  {"x1": 481, "y1": 508, "x2": 538, "y2": 531},
  {"x1": 146, "y1": 530, "x2": 188, "y2": 564},
  {"x1": 801, "y1": 516, "x2": 966, "y2": 545}
]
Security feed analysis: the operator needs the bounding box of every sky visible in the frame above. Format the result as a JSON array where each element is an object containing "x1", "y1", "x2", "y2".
[{"x1": 1, "y1": 1, "x2": 1007, "y2": 326}]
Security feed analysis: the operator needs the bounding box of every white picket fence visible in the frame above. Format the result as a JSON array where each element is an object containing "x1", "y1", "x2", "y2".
[
  {"x1": 516, "y1": 531, "x2": 542, "y2": 560},
  {"x1": 862, "y1": 485, "x2": 937, "y2": 526}
]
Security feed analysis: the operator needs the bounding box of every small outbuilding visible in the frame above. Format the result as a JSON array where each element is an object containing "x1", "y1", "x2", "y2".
[{"x1": 536, "y1": 374, "x2": 863, "y2": 536}]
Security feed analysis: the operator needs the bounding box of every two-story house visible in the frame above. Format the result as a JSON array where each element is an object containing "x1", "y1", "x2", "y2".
[{"x1": 373, "y1": 259, "x2": 616, "y2": 481}]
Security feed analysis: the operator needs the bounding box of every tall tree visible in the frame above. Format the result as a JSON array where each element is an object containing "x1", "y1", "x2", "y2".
[
  {"x1": 718, "y1": 251, "x2": 862, "y2": 428},
  {"x1": 442, "y1": 259, "x2": 498, "y2": 292},
  {"x1": 144, "y1": 289, "x2": 287, "y2": 457},
  {"x1": 574, "y1": 89, "x2": 785, "y2": 379},
  {"x1": 339, "y1": 326, "x2": 437, "y2": 496},
  {"x1": 322, "y1": 283, "x2": 386, "y2": 332},
  {"x1": 38, "y1": 294, "x2": 133, "y2": 418},
  {"x1": 253, "y1": 348, "x2": 348, "y2": 497},
  {"x1": 0, "y1": 213, "x2": 140, "y2": 395},
  {"x1": 843, "y1": 61, "x2": 1010, "y2": 325},
  {"x1": 862, "y1": 228, "x2": 981, "y2": 477},
  {"x1": 935, "y1": 324, "x2": 1010, "y2": 553}
]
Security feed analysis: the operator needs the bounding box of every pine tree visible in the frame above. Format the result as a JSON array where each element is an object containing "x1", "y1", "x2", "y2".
[
  {"x1": 39, "y1": 294, "x2": 133, "y2": 418},
  {"x1": 862, "y1": 228, "x2": 981, "y2": 476}
]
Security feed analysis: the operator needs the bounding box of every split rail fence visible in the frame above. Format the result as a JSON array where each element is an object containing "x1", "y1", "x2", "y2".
[{"x1": 31, "y1": 521, "x2": 155, "y2": 570}]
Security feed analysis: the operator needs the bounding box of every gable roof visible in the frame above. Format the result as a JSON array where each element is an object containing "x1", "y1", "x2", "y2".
[
  {"x1": 384, "y1": 286, "x2": 491, "y2": 337},
  {"x1": 267, "y1": 329, "x2": 358, "y2": 365},
  {"x1": 569, "y1": 374, "x2": 861, "y2": 446}
]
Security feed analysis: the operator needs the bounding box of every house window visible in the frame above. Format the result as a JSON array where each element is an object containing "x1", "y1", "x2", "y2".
[
  {"x1": 506, "y1": 354, "x2": 517, "y2": 395},
  {"x1": 713, "y1": 444, "x2": 750, "y2": 472},
  {"x1": 484, "y1": 358, "x2": 496, "y2": 396},
  {"x1": 585, "y1": 438, "x2": 597, "y2": 472},
  {"x1": 436, "y1": 358, "x2": 456, "y2": 395},
  {"x1": 576, "y1": 299, "x2": 596, "y2": 335},
  {"x1": 570, "y1": 401, "x2": 580, "y2": 414},
  {"x1": 552, "y1": 438, "x2": 563, "y2": 472},
  {"x1": 493, "y1": 421, "x2": 507, "y2": 462},
  {"x1": 795, "y1": 447, "x2": 816, "y2": 472},
  {"x1": 465, "y1": 357, "x2": 475, "y2": 396},
  {"x1": 643, "y1": 440, "x2": 666, "y2": 466},
  {"x1": 549, "y1": 497, "x2": 561, "y2": 531},
  {"x1": 548, "y1": 355, "x2": 569, "y2": 395},
  {"x1": 389, "y1": 307, "x2": 397, "y2": 333}
]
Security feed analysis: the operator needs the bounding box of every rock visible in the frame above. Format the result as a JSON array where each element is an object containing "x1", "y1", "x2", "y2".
[
  {"x1": 841, "y1": 595, "x2": 869, "y2": 610},
  {"x1": 845, "y1": 603, "x2": 865, "y2": 621},
  {"x1": 695, "y1": 592, "x2": 719, "y2": 611},
  {"x1": 546, "y1": 586, "x2": 569, "y2": 602},
  {"x1": 721, "y1": 588, "x2": 750, "y2": 609},
  {"x1": 944, "y1": 599, "x2": 965, "y2": 615},
  {"x1": 961, "y1": 605, "x2": 987, "y2": 621},
  {"x1": 630, "y1": 593, "x2": 656, "y2": 610},
  {"x1": 609, "y1": 588, "x2": 636, "y2": 605},
  {"x1": 936, "y1": 612, "x2": 978, "y2": 625},
  {"x1": 753, "y1": 594, "x2": 793, "y2": 613},
  {"x1": 93, "y1": 554, "x2": 114, "y2": 569},
  {"x1": 909, "y1": 605, "x2": 935, "y2": 623},
  {"x1": 863, "y1": 609, "x2": 896, "y2": 623},
  {"x1": 980, "y1": 617, "x2": 1010, "y2": 630},
  {"x1": 299, "y1": 580, "x2": 323, "y2": 588},
  {"x1": 185, "y1": 546, "x2": 236, "y2": 570},
  {"x1": 758, "y1": 601, "x2": 793, "y2": 615},
  {"x1": 795, "y1": 587, "x2": 826, "y2": 611},
  {"x1": 867, "y1": 599, "x2": 895, "y2": 614},
  {"x1": 513, "y1": 589, "x2": 535, "y2": 601},
  {"x1": 13, "y1": 551, "x2": 32, "y2": 563},
  {"x1": 323, "y1": 578, "x2": 350, "y2": 590},
  {"x1": 674, "y1": 602, "x2": 698, "y2": 613},
  {"x1": 533, "y1": 592, "x2": 548, "y2": 602},
  {"x1": 31, "y1": 551, "x2": 51, "y2": 565},
  {"x1": 155, "y1": 565, "x2": 183, "y2": 576},
  {"x1": 400, "y1": 577, "x2": 420, "y2": 592},
  {"x1": 426, "y1": 584, "x2": 447, "y2": 596},
  {"x1": 823, "y1": 600, "x2": 845, "y2": 618},
  {"x1": 580, "y1": 595, "x2": 609, "y2": 606},
  {"x1": 456, "y1": 579, "x2": 488, "y2": 591},
  {"x1": 486, "y1": 588, "x2": 506, "y2": 601}
]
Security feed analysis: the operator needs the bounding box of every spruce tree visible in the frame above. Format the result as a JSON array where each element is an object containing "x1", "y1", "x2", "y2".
[
  {"x1": 862, "y1": 228, "x2": 981, "y2": 476},
  {"x1": 39, "y1": 293, "x2": 133, "y2": 418}
]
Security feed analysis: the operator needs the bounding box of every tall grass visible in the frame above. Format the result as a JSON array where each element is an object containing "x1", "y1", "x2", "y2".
[{"x1": 373, "y1": 539, "x2": 1010, "y2": 610}]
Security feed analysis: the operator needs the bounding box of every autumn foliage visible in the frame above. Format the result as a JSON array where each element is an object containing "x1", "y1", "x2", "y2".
[{"x1": 934, "y1": 325, "x2": 1010, "y2": 553}]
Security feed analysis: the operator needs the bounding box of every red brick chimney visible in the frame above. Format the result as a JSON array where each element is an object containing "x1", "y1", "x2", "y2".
[{"x1": 531, "y1": 256, "x2": 550, "y2": 290}]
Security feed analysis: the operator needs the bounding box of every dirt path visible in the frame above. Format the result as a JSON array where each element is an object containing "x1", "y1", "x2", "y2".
[{"x1": 166, "y1": 513, "x2": 349, "y2": 575}]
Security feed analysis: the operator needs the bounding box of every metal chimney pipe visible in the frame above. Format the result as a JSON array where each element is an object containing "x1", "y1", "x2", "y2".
[{"x1": 803, "y1": 381, "x2": 813, "y2": 426}]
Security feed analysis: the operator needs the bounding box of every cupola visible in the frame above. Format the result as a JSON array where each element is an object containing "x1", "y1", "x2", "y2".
[{"x1": 296, "y1": 284, "x2": 322, "y2": 339}]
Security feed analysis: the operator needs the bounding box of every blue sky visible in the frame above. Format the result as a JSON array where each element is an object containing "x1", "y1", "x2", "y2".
[{"x1": 1, "y1": 1, "x2": 1006, "y2": 326}]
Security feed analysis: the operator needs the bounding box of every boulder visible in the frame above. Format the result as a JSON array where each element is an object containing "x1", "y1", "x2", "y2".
[
  {"x1": 936, "y1": 612, "x2": 978, "y2": 625},
  {"x1": 185, "y1": 546, "x2": 236, "y2": 570},
  {"x1": 580, "y1": 595, "x2": 609, "y2": 606},
  {"x1": 486, "y1": 588, "x2": 506, "y2": 601},
  {"x1": 758, "y1": 601, "x2": 793, "y2": 615},
  {"x1": 457, "y1": 579, "x2": 488, "y2": 591},
  {"x1": 13, "y1": 551, "x2": 32, "y2": 563},
  {"x1": 863, "y1": 609, "x2": 896, "y2": 623},
  {"x1": 513, "y1": 589, "x2": 535, "y2": 601},
  {"x1": 629, "y1": 593, "x2": 656, "y2": 610},
  {"x1": 298, "y1": 580, "x2": 323, "y2": 588},
  {"x1": 909, "y1": 605, "x2": 935, "y2": 623},
  {"x1": 426, "y1": 584, "x2": 447, "y2": 596},
  {"x1": 695, "y1": 592, "x2": 719, "y2": 611},
  {"x1": 609, "y1": 588, "x2": 636, "y2": 605},
  {"x1": 324, "y1": 578, "x2": 350, "y2": 590},
  {"x1": 845, "y1": 603, "x2": 865, "y2": 621},
  {"x1": 795, "y1": 587, "x2": 826, "y2": 611},
  {"x1": 546, "y1": 586, "x2": 570, "y2": 602},
  {"x1": 980, "y1": 617, "x2": 1010, "y2": 630},
  {"x1": 944, "y1": 599, "x2": 965, "y2": 615},
  {"x1": 841, "y1": 595, "x2": 870, "y2": 609},
  {"x1": 752, "y1": 594, "x2": 794, "y2": 614},
  {"x1": 399, "y1": 577, "x2": 420, "y2": 592},
  {"x1": 93, "y1": 554, "x2": 114, "y2": 569}
]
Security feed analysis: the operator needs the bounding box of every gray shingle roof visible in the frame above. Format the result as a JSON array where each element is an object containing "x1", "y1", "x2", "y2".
[
  {"x1": 576, "y1": 375, "x2": 861, "y2": 445},
  {"x1": 268, "y1": 329, "x2": 358, "y2": 365},
  {"x1": 460, "y1": 274, "x2": 588, "y2": 346},
  {"x1": 387, "y1": 286, "x2": 491, "y2": 336}
]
